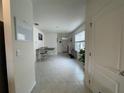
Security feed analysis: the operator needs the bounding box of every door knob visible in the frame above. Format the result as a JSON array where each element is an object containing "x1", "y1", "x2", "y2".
[{"x1": 120, "y1": 71, "x2": 124, "y2": 76}]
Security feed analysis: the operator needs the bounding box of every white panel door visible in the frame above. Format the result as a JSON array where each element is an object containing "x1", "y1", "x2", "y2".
[
  {"x1": 119, "y1": 4, "x2": 124, "y2": 93},
  {"x1": 92, "y1": 1, "x2": 124, "y2": 93}
]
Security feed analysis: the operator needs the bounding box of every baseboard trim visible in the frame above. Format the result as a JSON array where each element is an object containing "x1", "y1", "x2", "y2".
[{"x1": 29, "y1": 81, "x2": 36, "y2": 93}]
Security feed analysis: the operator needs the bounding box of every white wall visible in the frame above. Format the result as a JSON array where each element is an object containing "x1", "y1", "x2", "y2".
[
  {"x1": 33, "y1": 27, "x2": 44, "y2": 50},
  {"x1": 0, "y1": 0, "x2": 3, "y2": 21},
  {"x1": 86, "y1": 0, "x2": 124, "y2": 93},
  {"x1": 44, "y1": 32, "x2": 57, "y2": 55},
  {"x1": 10, "y1": 0, "x2": 36, "y2": 93},
  {"x1": 33, "y1": 27, "x2": 44, "y2": 61}
]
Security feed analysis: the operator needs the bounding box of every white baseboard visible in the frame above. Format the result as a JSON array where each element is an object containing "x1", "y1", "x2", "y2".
[{"x1": 29, "y1": 81, "x2": 36, "y2": 93}]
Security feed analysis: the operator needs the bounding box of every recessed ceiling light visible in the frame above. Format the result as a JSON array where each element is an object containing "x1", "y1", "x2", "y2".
[
  {"x1": 34, "y1": 23, "x2": 39, "y2": 26},
  {"x1": 56, "y1": 26, "x2": 59, "y2": 28}
]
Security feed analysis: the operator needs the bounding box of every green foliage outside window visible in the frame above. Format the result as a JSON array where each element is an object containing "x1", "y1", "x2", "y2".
[{"x1": 79, "y1": 49, "x2": 85, "y2": 64}]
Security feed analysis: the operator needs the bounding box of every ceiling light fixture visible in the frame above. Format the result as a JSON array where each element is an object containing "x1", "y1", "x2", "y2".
[
  {"x1": 62, "y1": 37, "x2": 68, "y2": 40},
  {"x1": 34, "y1": 23, "x2": 39, "y2": 26},
  {"x1": 56, "y1": 26, "x2": 59, "y2": 28}
]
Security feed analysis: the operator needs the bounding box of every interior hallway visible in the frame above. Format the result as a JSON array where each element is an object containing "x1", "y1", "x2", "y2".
[{"x1": 32, "y1": 55, "x2": 90, "y2": 93}]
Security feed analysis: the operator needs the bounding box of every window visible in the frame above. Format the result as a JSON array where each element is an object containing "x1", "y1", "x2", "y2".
[{"x1": 75, "y1": 31, "x2": 85, "y2": 52}]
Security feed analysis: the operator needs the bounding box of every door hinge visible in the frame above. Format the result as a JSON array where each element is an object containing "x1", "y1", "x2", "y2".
[
  {"x1": 89, "y1": 52, "x2": 92, "y2": 56},
  {"x1": 90, "y1": 22, "x2": 93, "y2": 28},
  {"x1": 89, "y1": 80, "x2": 91, "y2": 84},
  {"x1": 120, "y1": 71, "x2": 124, "y2": 76}
]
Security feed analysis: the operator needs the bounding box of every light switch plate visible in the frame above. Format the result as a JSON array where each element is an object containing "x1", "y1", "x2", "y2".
[{"x1": 16, "y1": 49, "x2": 21, "y2": 56}]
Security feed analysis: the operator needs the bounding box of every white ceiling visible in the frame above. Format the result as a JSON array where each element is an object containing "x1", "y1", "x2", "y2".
[{"x1": 32, "y1": 0, "x2": 86, "y2": 33}]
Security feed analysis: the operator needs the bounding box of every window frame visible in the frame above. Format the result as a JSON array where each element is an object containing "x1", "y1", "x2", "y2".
[{"x1": 75, "y1": 31, "x2": 85, "y2": 52}]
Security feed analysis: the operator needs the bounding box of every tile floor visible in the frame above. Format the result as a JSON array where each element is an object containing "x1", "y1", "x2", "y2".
[{"x1": 32, "y1": 55, "x2": 91, "y2": 93}]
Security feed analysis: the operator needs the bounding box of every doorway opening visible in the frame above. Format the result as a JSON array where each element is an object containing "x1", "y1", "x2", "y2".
[{"x1": 32, "y1": 0, "x2": 88, "y2": 92}]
